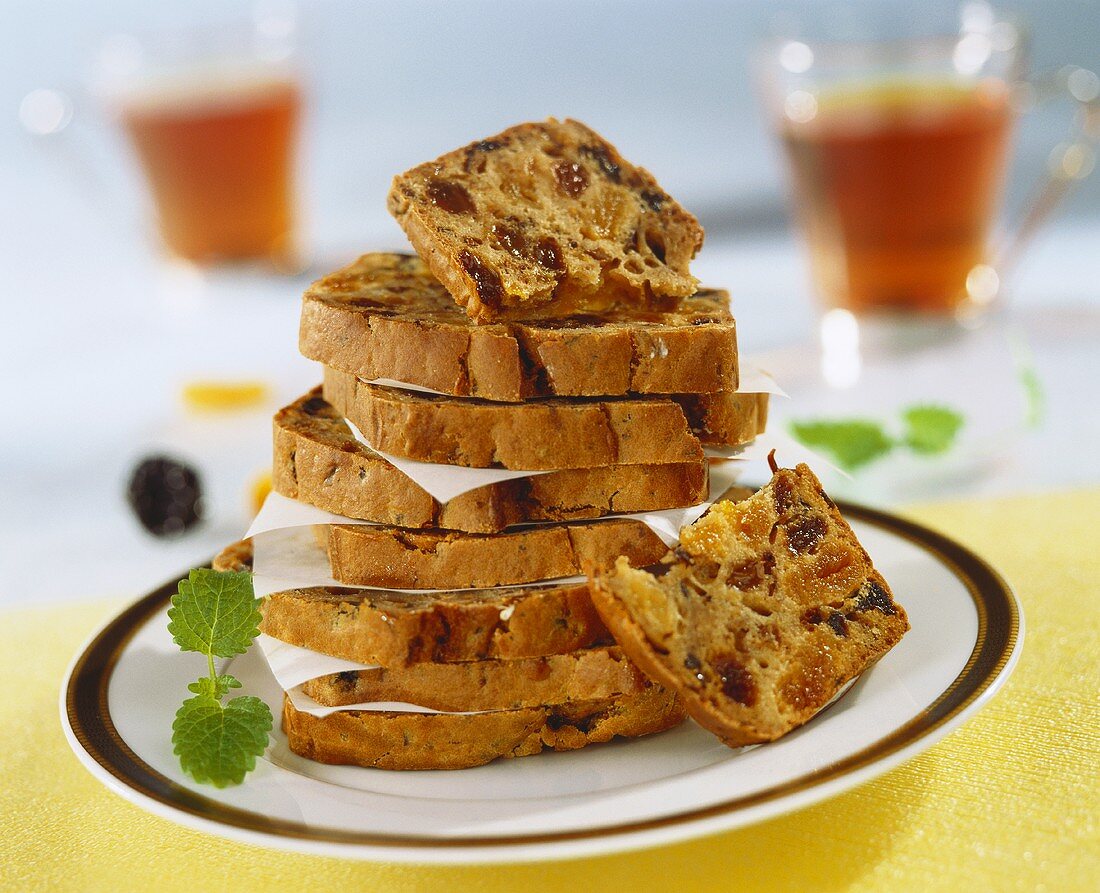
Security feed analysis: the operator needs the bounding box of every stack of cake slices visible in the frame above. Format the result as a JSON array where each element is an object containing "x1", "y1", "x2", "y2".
[{"x1": 217, "y1": 119, "x2": 780, "y2": 770}]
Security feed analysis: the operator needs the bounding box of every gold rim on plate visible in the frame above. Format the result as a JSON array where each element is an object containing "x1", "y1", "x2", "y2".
[{"x1": 64, "y1": 502, "x2": 1019, "y2": 850}]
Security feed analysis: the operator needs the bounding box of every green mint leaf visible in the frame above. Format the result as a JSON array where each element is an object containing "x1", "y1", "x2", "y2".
[
  {"x1": 168, "y1": 568, "x2": 260, "y2": 658},
  {"x1": 187, "y1": 674, "x2": 243, "y2": 699},
  {"x1": 901, "y1": 405, "x2": 965, "y2": 455},
  {"x1": 789, "y1": 419, "x2": 894, "y2": 471},
  {"x1": 172, "y1": 694, "x2": 273, "y2": 788}
]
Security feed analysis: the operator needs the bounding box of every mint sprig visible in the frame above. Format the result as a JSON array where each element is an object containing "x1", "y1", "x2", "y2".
[
  {"x1": 168, "y1": 569, "x2": 272, "y2": 788},
  {"x1": 790, "y1": 403, "x2": 965, "y2": 471}
]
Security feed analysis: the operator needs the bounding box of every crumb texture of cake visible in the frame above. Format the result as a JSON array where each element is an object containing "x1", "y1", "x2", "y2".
[
  {"x1": 301, "y1": 644, "x2": 646, "y2": 712},
  {"x1": 322, "y1": 368, "x2": 766, "y2": 470},
  {"x1": 387, "y1": 119, "x2": 705, "y2": 321},
  {"x1": 273, "y1": 389, "x2": 709, "y2": 532},
  {"x1": 587, "y1": 465, "x2": 910, "y2": 747},
  {"x1": 213, "y1": 538, "x2": 614, "y2": 666},
  {"x1": 282, "y1": 684, "x2": 685, "y2": 770},
  {"x1": 261, "y1": 580, "x2": 612, "y2": 668},
  {"x1": 300, "y1": 253, "x2": 738, "y2": 400},
  {"x1": 324, "y1": 517, "x2": 667, "y2": 589}
]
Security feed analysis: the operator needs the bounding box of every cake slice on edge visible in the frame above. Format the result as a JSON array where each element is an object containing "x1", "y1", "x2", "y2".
[
  {"x1": 587, "y1": 459, "x2": 909, "y2": 747},
  {"x1": 387, "y1": 118, "x2": 704, "y2": 321}
]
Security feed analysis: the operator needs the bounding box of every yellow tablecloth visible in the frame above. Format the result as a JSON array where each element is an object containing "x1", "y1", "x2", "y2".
[{"x1": 2, "y1": 489, "x2": 1097, "y2": 892}]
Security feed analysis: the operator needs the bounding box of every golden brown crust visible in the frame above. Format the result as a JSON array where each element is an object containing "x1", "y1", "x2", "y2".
[
  {"x1": 214, "y1": 538, "x2": 612, "y2": 667},
  {"x1": 387, "y1": 118, "x2": 704, "y2": 321},
  {"x1": 673, "y1": 392, "x2": 770, "y2": 444},
  {"x1": 282, "y1": 684, "x2": 686, "y2": 770},
  {"x1": 301, "y1": 645, "x2": 646, "y2": 711},
  {"x1": 587, "y1": 465, "x2": 909, "y2": 747},
  {"x1": 261, "y1": 581, "x2": 610, "y2": 667},
  {"x1": 324, "y1": 517, "x2": 666, "y2": 589},
  {"x1": 323, "y1": 368, "x2": 766, "y2": 470},
  {"x1": 274, "y1": 389, "x2": 709, "y2": 532},
  {"x1": 300, "y1": 253, "x2": 738, "y2": 400}
]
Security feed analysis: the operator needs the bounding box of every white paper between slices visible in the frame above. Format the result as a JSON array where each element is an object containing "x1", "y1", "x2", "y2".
[
  {"x1": 342, "y1": 363, "x2": 787, "y2": 505},
  {"x1": 255, "y1": 634, "x2": 491, "y2": 717},
  {"x1": 250, "y1": 525, "x2": 586, "y2": 597},
  {"x1": 248, "y1": 425, "x2": 842, "y2": 553},
  {"x1": 364, "y1": 363, "x2": 788, "y2": 398},
  {"x1": 258, "y1": 633, "x2": 377, "y2": 688},
  {"x1": 343, "y1": 416, "x2": 554, "y2": 504}
]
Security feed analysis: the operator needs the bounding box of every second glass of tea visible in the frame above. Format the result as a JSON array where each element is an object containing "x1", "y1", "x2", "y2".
[{"x1": 760, "y1": 11, "x2": 1096, "y2": 321}]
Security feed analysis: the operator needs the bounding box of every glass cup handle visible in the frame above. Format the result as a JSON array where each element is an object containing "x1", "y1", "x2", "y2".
[
  {"x1": 995, "y1": 66, "x2": 1100, "y2": 278},
  {"x1": 18, "y1": 86, "x2": 145, "y2": 239}
]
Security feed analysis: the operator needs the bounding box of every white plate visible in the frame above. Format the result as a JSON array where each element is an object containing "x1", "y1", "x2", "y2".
[{"x1": 61, "y1": 503, "x2": 1021, "y2": 864}]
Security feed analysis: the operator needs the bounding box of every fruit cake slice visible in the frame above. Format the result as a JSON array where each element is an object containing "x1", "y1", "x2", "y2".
[
  {"x1": 323, "y1": 517, "x2": 666, "y2": 589},
  {"x1": 387, "y1": 118, "x2": 704, "y2": 321},
  {"x1": 301, "y1": 644, "x2": 646, "y2": 712},
  {"x1": 301, "y1": 253, "x2": 738, "y2": 400},
  {"x1": 323, "y1": 369, "x2": 767, "y2": 470},
  {"x1": 214, "y1": 540, "x2": 610, "y2": 666},
  {"x1": 282, "y1": 683, "x2": 685, "y2": 770},
  {"x1": 587, "y1": 462, "x2": 909, "y2": 747},
  {"x1": 275, "y1": 389, "x2": 709, "y2": 532}
]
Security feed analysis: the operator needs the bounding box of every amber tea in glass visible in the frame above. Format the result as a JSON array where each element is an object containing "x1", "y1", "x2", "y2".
[
  {"x1": 781, "y1": 78, "x2": 1013, "y2": 315},
  {"x1": 119, "y1": 73, "x2": 301, "y2": 264},
  {"x1": 761, "y1": 15, "x2": 1098, "y2": 321},
  {"x1": 96, "y1": 14, "x2": 302, "y2": 268}
]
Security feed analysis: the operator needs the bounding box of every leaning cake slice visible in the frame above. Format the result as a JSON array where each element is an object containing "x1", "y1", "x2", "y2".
[
  {"x1": 587, "y1": 462, "x2": 909, "y2": 747},
  {"x1": 387, "y1": 118, "x2": 704, "y2": 321}
]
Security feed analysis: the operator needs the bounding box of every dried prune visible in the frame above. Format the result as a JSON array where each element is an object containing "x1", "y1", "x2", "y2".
[{"x1": 127, "y1": 455, "x2": 203, "y2": 537}]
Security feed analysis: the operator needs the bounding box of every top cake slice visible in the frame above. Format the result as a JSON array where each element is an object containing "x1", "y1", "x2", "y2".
[
  {"x1": 300, "y1": 252, "x2": 738, "y2": 400},
  {"x1": 587, "y1": 463, "x2": 909, "y2": 747},
  {"x1": 387, "y1": 118, "x2": 705, "y2": 322}
]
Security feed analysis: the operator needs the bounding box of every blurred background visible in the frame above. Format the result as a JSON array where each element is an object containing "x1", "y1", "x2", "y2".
[{"x1": 2, "y1": 0, "x2": 1098, "y2": 605}]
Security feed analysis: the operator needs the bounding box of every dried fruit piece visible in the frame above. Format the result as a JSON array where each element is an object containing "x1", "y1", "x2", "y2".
[
  {"x1": 426, "y1": 179, "x2": 475, "y2": 214},
  {"x1": 182, "y1": 380, "x2": 268, "y2": 412}
]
